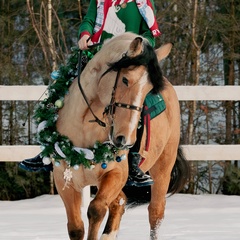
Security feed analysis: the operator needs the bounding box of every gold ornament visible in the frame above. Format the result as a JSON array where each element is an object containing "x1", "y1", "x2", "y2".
[{"x1": 55, "y1": 99, "x2": 64, "y2": 108}]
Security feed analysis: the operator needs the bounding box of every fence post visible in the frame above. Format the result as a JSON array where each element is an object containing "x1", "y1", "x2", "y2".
[{"x1": 82, "y1": 186, "x2": 91, "y2": 207}]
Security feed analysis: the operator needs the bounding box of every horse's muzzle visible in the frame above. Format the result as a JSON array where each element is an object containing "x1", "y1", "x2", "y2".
[
  {"x1": 109, "y1": 128, "x2": 133, "y2": 149},
  {"x1": 114, "y1": 135, "x2": 127, "y2": 149}
]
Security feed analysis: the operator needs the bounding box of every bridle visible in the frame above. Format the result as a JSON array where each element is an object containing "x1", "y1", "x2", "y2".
[
  {"x1": 77, "y1": 48, "x2": 143, "y2": 128},
  {"x1": 103, "y1": 70, "x2": 142, "y2": 117}
]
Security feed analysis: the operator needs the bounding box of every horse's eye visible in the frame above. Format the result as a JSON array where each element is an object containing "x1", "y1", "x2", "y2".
[{"x1": 122, "y1": 77, "x2": 128, "y2": 86}]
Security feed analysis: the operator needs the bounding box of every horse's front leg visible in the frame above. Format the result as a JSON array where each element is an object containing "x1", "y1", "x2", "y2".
[
  {"x1": 148, "y1": 149, "x2": 177, "y2": 240},
  {"x1": 148, "y1": 183, "x2": 168, "y2": 240},
  {"x1": 87, "y1": 169, "x2": 127, "y2": 240},
  {"x1": 100, "y1": 190, "x2": 127, "y2": 240},
  {"x1": 54, "y1": 169, "x2": 84, "y2": 240}
]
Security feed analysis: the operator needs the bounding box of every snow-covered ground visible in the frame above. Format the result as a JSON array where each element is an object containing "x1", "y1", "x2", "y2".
[{"x1": 0, "y1": 194, "x2": 239, "y2": 240}]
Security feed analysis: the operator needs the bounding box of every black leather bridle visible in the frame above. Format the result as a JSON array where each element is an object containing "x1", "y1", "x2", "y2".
[
  {"x1": 77, "y1": 48, "x2": 143, "y2": 128},
  {"x1": 103, "y1": 70, "x2": 143, "y2": 117}
]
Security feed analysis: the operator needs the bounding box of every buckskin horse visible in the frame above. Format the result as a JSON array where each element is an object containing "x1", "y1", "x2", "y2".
[{"x1": 52, "y1": 32, "x2": 189, "y2": 240}]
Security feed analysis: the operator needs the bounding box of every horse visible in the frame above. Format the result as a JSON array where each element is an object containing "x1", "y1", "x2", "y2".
[{"x1": 52, "y1": 32, "x2": 189, "y2": 240}]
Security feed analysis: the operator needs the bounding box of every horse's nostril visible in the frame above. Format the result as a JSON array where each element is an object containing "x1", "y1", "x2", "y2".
[{"x1": 115, "y1": 135, "x2": 126, "y2": 147}]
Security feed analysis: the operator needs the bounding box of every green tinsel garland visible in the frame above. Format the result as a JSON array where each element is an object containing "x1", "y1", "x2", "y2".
[{"x1": 34, "y1": 47, "x2": 118, "y2": 168}]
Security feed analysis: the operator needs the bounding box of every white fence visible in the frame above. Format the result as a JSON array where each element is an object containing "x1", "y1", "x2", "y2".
[
  {"x1": 1, "y1": 85, "x2": 239, "y2": 206},
  {"x1": 0, "y1": 85, "x2": 240, "y2": 162}
]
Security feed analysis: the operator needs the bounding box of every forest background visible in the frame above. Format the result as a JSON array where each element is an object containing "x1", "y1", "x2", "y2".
[{"x1": 0, "y1": 0, "x2": 239, "y2": 200}]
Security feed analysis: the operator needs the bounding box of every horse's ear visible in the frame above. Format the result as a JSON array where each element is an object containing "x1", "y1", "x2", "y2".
[
  {"x1": 155, "y1": 43, "x2": 173, "y2": 62},
  {"x1": 127, "y1": 37, "x2": 144, "y2": 58}
]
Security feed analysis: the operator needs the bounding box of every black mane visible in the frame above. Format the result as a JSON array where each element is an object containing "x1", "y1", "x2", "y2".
[{"x1": 106, "y1": 42, "x2": 164, "y2": 94}]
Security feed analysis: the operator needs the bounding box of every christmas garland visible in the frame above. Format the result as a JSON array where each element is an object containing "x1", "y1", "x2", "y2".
[{"x1": 34, "y1": 47, "x2": 121, "y2": 169}]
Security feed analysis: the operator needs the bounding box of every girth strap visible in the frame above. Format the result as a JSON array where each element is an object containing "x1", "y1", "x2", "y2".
[{"x1": 139, "y1": 105, "x2": 151, "y2": 167}]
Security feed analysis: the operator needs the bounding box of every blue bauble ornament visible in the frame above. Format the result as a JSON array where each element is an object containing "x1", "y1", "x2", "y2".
[
  {"x1": 54, "y1": 161, "x2": 60, "y2": 167},
  {"x1": 40, "y1": 145, "x2": 45, "y2": 151},
  {"x1": 101, "y1": 163, "x2": 107, "y2": 169},
  {"x1": 51, "y1": 70, "x2": 59, "y2": 80},
  {"x1": 116, "y1": 156, "x2": 122, "y2": 162}
]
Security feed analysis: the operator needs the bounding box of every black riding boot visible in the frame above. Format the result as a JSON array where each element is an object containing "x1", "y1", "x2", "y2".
[
  {"x1": 126, "y1": 152, "x2": 154, "y2": 187},
  {"x1": 18, "y1": 153, "x2": 53, "y2": 172}
]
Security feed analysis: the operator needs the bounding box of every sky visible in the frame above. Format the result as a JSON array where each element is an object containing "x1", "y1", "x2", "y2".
[{"x1": 0, "y1": 193, "x2": 239, "y2": 240}]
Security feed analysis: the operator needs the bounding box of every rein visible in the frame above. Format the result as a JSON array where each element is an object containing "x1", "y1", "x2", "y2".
[{"x1": 77, "y1": 44, "x2": 106, "y2": 127}]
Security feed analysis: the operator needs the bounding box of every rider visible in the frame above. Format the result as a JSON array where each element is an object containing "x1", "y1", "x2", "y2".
[{"x1": 19, "y1": 0, "x2": 161, "y2": 187}]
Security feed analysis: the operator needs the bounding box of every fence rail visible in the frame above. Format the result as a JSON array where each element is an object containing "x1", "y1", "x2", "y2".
[
  {"x1": 1, "y1": 85, "x2": 240, "y2": 101},
  {"x1": 0, "y1": 145, "x2": 239, "y2": 162},
  {"x1": 0, "y1": 85, "x2": 240, "y2": 162}
]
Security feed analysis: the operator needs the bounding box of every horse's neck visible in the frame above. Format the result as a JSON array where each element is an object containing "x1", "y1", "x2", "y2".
[
  {"x1": 56, "y1": 79, "x2": 108, "y2": 147},
  {"x1": 63, "y1": 79, "x2": 97, "y2": 117}
]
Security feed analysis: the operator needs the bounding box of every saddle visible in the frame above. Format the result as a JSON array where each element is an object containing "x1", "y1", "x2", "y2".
[{"x1": 133, "y1": 92, "x2": 166, "y2": 166}]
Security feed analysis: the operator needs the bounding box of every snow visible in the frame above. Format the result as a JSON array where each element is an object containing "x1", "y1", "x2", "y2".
[{"x1": 0, "y1": 194, "x2": 239, "y2": 240}]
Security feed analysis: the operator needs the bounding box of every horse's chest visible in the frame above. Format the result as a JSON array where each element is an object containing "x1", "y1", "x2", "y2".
[
  {"x1": 70, "y1": 164, "x2": 114, "y2": 188},
  {"x1": 79, "y1": 123, "x2": 108, "y2": 146}
]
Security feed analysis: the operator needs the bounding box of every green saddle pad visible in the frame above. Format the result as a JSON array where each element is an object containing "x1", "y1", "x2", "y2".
[{"x1": 144, "y1": 92, "x2": 166, "y2": 119}]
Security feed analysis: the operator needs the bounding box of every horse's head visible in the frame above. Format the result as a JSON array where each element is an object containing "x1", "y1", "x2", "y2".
[{"x1": 88, "y1": 33, "x2": 172, "y2": 149}]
